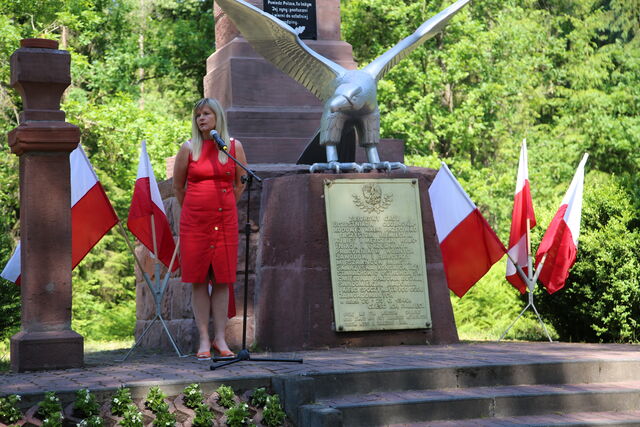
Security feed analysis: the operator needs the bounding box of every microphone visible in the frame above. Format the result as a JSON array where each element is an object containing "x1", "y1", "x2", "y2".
[{"x1": 209, "y1": 130, "x2": 228, "y2": 151}]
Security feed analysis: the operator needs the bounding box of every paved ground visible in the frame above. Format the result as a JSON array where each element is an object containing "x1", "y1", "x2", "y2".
[{"x1": 2, "y1": 341, "x2": 640, "y2": 397}]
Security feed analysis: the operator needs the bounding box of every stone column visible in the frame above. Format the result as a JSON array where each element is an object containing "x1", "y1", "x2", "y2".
[{"x1": 7, "y1": 38, "x2": 82, "y2": 372}]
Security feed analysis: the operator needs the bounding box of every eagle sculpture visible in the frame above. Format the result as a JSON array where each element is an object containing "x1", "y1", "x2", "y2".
[{"x1": 215, "y1": 0, "x2": 471, "y2": 172}]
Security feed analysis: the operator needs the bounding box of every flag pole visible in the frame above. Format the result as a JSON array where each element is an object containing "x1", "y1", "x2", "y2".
[
  {"x1": 159, "y1": 239, "x2": 180, "y2": 296},
  {"x1": 499, "y1": 251, "x2": 552, "y2": 342},
  {"x1": 117, "y1": 221, "x2": 152, "y2": 286},
  {"x1": 150, "y1": 213, "x2": 159, "y2": 265},
  {"x1": 526, "y1": 218, "x2": 533, "y2": 283},
  {"x1": 116, "y1": 221, "x2": 187, "y2": 361}
]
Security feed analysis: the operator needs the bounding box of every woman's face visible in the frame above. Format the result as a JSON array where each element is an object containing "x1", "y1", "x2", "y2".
[{"x1": 196, "y1": 105, "x2": 217, "y2": 136}]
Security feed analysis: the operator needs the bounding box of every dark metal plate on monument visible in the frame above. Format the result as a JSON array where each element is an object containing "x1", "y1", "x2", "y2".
[
  {"x1": 324, "y1": 178, "x2": 432, "y2": 332},
  {"x1": 263, "y1": 0, "x2": 317, "y2": 40}
]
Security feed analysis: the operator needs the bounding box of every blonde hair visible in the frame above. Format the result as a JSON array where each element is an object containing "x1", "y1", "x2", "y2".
[{"x1": 190, "y1": 98, "x2": 230, "y2": 161}]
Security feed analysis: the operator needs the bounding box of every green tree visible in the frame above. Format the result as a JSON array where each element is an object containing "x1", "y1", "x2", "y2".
[
  {"x1": 535, "y1": 172, "x2": 640, "y2": 342},
  {"x1": 0, "y1": 0, "x2": 204, "y2": 342}
]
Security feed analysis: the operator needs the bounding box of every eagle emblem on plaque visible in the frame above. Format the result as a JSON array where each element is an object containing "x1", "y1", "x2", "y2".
[{"x1": 352, "y1": 183, "x2": 393, "y2": 214}]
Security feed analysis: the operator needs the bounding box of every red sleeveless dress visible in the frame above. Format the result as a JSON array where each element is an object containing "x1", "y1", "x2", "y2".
[{"x1": 180, "y1": 138, "x2": 238, "y2": 316}]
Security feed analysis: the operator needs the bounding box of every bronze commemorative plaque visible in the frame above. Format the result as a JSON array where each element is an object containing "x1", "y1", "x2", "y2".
[{"x1": 324, "y1": 178, "x2": 431, "y2": 332}]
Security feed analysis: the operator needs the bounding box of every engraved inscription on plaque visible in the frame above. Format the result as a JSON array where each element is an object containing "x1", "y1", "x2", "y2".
[
  {"x1": 263, "y1": 0, "x2": 317, "y2": 40},
  {"x1": 324, "y1": 179, "x2": 431, "y2": 332}
]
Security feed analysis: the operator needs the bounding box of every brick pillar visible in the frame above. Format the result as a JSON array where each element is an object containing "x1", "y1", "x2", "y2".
[{"x1": 7, "y1": 38, "x2": 83, "y2": 372}]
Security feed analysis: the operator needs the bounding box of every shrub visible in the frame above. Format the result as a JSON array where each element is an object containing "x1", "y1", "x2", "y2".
[
  {"x1": 193, "y1": 403, "x2": 215, "y2": 427},
  {"x1": 111, "y1": 387, "x2": 134, "y2": 416},
  {"x1": 263, "y1": 394, "x2": 286, "y2": 427},
  {"x1": 121, "y1": 404, "x2": 143, "y2": 427},
  {"x1": 145, "y1": 386, "x2": 168, "y2": 413},
  {"x1": 0, "y1": 394, "x2": 22, "y2": 424},
  {"x1": 216, "y1": 385, "x2": 235, "y2": 409},
  {"x1": 182, "y1": 383, "x2": 204, "y2": 409},
  {"x1": 75, "y1": 389, "x2": 100, "y2": 417},
  {"x1": 250, "y1": 388, "x2": 268, "y2": 408},
  {"x1": 78, "y1": 415, "x2": 104, "y2": 427},
  {"x1": 38, "y1": 392, "x2": 63, "y2": 427},
  {"x1": 224, "y1": 403, "x2": 251, "y2": 427},
  {"x1": 152, "y1": 409, "x2": 176, "y2": 427},
  {"x1": 535, "y1": 173, "x2": 640, "y2": 342}
]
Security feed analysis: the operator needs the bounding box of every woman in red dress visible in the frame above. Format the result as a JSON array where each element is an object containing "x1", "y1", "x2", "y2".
[{"x1": 173, "y1": 98, "x2": 247, "y2": 360}]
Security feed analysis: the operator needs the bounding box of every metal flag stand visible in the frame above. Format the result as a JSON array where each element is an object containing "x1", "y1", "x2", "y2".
[
  {"x1": 116, "y1": 221, "x2": 188, "y2": 361},
  {"x1": 499, "y1": 218, "x2": 553, "y2": 342}
]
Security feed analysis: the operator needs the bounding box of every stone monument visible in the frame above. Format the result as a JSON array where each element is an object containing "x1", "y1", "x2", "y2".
[
  {"x1": 7, "y1": 39, "x2": 83, "y2": 372},
  {"x1": 205, "y1": 0, "x2": 405, "y2": 164},
  {"x1": 137, "y1": 1, "x2": 460, "y2": 352}
]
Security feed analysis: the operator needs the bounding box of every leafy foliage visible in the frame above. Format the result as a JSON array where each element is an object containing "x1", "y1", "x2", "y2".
[
  {"x1": 78, "y1": 415, "x2": 104, "y2": 427},
  {"x1": 193, "y1": 403, "x2": 215, "y2": 427},
  {"x1": 152, "y1": 408, "x2": 176, "y2": 427},
  {"x1": 223, "y1": 402, "x2": 251, "y2": 427},
  {"x1": 120, "y1": 404, "x2": 143, "y2": 427},
  {"x1": 0, "y1": 0, "x2": 197, "y2": 342},
  {"x1": 249, "y1": 388, "x2": 268, "y2": 408},
  {"x1": 0, "y1": 394, "x2": 22, "y2": 424},
  {"x1": 37, "y1": 392, "x2": 63, "y2": 427},
  {"x1": 344, "y1": 0, "x2": 640, "y2": 340},
  {"x1": 145, "y1": 386, "x2": 168, "y2": 414},
  {"x1": 451, "y1": 263, "x2": 558, "y2": 341},
  {"x1": 216, "y1": 385, "x2": 236, "y2": 409},
  {"x1": 535, "y1": 173, "x2": 640, "y2": 342},
  {"x1": 182, "y1": 383, "x2": 205, "y2": 409},
  {"x1": 0, "y1": 0, "x2": 638, "y2": 343},
  {"x1": 110, "y1": 387, "x2": 134, "y2": 417},
  {"x1": 262, "y1": 394, "x2": 286, "y2": 427},
  {"x1": 74, "y1": 389, "x2": 100, "y2": 418}
]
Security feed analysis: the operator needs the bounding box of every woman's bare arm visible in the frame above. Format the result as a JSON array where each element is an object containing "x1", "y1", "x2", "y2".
[{"x1": 173, "y1": 142, "x2": 190, "y2": 206}]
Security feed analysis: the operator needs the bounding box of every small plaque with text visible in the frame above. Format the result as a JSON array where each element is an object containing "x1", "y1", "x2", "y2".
[{"x1": 263, "y1": 0, "x2": 317, "y2": 40}]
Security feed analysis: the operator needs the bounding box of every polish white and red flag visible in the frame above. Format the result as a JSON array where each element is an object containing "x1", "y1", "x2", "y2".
[
  {"x1": 1, "y1": 145, "x2": 119, "y2": 284},
  {"x1": 127, "y1": 141, "x2": 178, "y2": 271},
  {"x1": 535, "y1": 154, "x2": 588, "y2": 294},
  {"x1": 429, "y1": 163, "x2": 507, "y2": 297},
  {"x1": 506, "y1": 139, "x2": 536, "y2": 293}
]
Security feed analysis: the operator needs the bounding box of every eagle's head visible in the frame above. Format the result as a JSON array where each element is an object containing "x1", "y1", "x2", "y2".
[{"x1": 329, "y1": 84, "x2": 364, "y2": 113}]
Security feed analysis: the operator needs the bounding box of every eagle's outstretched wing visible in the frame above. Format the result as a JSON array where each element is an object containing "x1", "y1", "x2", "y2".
[
  {"x1": 216, "y1": 0, "x2": 346, "y2": 100},
  {"x1": 364, "y1": 0, "x2": 470, "y2": 82}
]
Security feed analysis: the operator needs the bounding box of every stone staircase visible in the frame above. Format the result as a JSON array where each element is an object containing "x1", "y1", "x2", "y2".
[{"x1": 273, "y1": 360, "x2": 640, "y2": 426}]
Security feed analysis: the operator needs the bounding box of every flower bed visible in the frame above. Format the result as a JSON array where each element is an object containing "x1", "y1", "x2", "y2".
[{"x1": 0, "y1": 384, "x2": 291, "y2": 427}]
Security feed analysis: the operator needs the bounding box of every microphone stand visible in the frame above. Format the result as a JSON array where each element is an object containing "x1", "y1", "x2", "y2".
[{"x1": 210, "y1": 139, "x2": 303, "y2": 370}]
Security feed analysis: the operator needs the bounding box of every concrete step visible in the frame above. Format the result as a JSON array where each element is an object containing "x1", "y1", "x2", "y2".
[
  {"x1": 390, "y1": 410, "x2": 640, "y2": 426},
  {"x1": 299, "y1": 381, "x2": 640, "y2": 426},
  {"x1": 303, "y1": 360, "x2": 640, "y2": 400}
]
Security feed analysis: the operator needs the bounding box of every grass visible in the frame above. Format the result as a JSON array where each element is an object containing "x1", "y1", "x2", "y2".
[
  {"x1": 0, "y1": 337, "x2": 135, "y2": 373},
  {"x1": 0, "y1": 340, "x2": 8, "y2": 372},
  {"x1": 451, "y1": 262, "x2": 559, "y2": 342},
  {"x1": 84, "y1": 339, "x2": 134, "y2": 353}
]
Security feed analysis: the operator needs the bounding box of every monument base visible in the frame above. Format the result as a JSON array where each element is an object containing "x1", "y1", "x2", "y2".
[
  {"x1": 255, "y1": 170, "x2": 459, "y2": 351},
  {"x1": 143, "y1": 165, "x2": 458, "y2": 353},
  {"x1": 10, "y1": 330, "x2": 83, "y2": 372}
]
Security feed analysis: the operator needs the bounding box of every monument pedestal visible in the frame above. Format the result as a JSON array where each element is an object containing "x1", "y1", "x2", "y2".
[
  {"x1": 146, "y1": 166, "x2": 457, "y2": 352},
  {"x1": 255, "y1": 170, "x2": 458, "y2": 351},
  {"x1": 11, "y1": 330, "x2": 83, "y2": 372}
]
